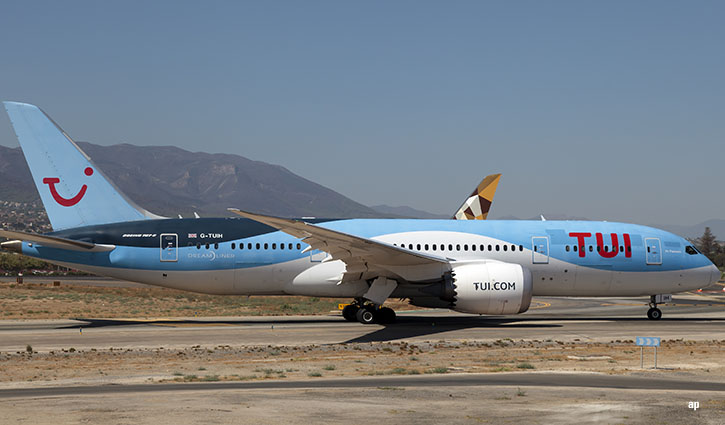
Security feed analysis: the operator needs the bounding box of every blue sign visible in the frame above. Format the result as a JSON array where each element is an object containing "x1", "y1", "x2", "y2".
[{"x1": 636, "y1": 337, "x2": 661, "y2": 347}]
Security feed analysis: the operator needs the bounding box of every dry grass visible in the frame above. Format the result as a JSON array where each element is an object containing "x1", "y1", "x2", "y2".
[
  {"x1": 0, "y1": 281, "x2": 415, "y2": 319},
  {"x1": 2, "y1": 339, "x2": 724, "y2": 385}
]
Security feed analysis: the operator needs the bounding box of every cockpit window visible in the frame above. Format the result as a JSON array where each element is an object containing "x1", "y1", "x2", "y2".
[{"x1": 685, "y1": 245, "x2": 699, "y2": 255}]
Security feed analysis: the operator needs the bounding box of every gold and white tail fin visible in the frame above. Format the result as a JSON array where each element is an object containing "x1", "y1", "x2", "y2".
[{"x1": 453, "y1": 174, "x2": 501, "y2": 220}]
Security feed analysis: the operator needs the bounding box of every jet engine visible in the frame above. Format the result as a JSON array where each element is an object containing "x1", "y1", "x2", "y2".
[{"x1": 449, "y1": 262, "x2": 533, "y2": 315}]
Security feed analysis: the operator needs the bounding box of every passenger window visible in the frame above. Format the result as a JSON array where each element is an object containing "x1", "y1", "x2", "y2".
[
  {"x1": 248, "y1": 243, "x2": 252, "y2": 250},
  {"x1": 589, "y1": 246, "x2": 593, "y2": 252},
  {"x1": 448, "y1": 244, "x2": 453, "y2": 251},
  {"x1": 280, "y1": 243, "x2": 284, "y2": 250},
  {"x1": 425, "y1": 244, "x2": 429, "y2": 251},
  {"x1": 272, "y1": 243, "x2": 276, "y2": 249},
  {"x1": 503, "y1": 245, "x2": 507, "y2": 251},
  {"x1": 480, "y1": 244, "x2": 485, "y2": 251},
  {"x1": 519, "y1": 245, "x2": 524, "y2": 251},
  {"x1": 604, "y1": 246, "x2": 608, "y2": 252},
  {"x1": 471, "y1": 244, "x2": 476, "y2": 251},
  {"x1": 264, "y1": 243, "x2": 269, "y2": 250},
  {"x1": 596, "y1": 245, "x2": 600, "y2": 252},
  {"x1": 511, "y1": 244, "x2": 516, "y2": 251},
  {"x1": 464, "y1": 244, "x2": 468, "y2": 251},
  {"x1": 627, "y1": 246, "x2": 631, "y2": 253},
  {"x1": 231, "y1": 243, "x2": 236, "y2": 250},
  {"x1": 205, "y1": 243, "x2": 210, "y2": 250},
  {"x1": 256, "y1": 243, "x2": 260, "y2": 250},
  {"x1": 456, "y1": 244, "x2": 461, "y2": 251},
  {"x1": 432, "y1": 244, "x2": 437, "y2": 251},
  {"x1": 573, "y1": 245, "x2": 577, "y2": 252},
  {"x1": 619, "y1": 246, "x2": 623, "y2": 252},
  {"x1": 214, "y1": 243, "x2": 219, "y2": 250},
  {"x1": 409, "y1": 244, "x2": 413, "y2": 250},
  {"x1": 297, "y1": 243, "x2": 301, "y2": 250},
  {"x1": 566, "y1": 245, "x2": 570, "y2": 252},
  {"x1": 488, "y1": 244, "x2": 492, "y2": 251},
  {"x1": 289, "y1": 243, "x2": 293, "y2": 250},
  {"x1": 496, "y1": 245, "x2": 500, "y2": 251},
  {"x1": 196, "y1": 243, "x2": 200, "y2": 250}
]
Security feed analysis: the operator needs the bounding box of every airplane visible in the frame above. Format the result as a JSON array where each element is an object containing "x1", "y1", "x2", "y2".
[
  {"x1": 0, "y1": 102, "x2": 720, "y2": 324},
  {"x1": 452, "y1": 173, "x2": 500, "y2": 220}
]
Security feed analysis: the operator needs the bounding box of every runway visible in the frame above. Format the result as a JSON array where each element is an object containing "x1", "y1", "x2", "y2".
[
  {"x1": 0, "y1": 294, "x2": 723, "y2": 353},
  {"x1": 2, "y1": 372, "x2": 725, "y2": 399}
]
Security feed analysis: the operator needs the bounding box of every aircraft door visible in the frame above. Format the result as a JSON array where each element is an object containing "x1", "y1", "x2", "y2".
[
  {"x1": 160, "y1": 233, "x2": 178, "y2": 262},
  {"x1": 532, "y1": 236, "x2": 549, "y2": 264},
  {"x1": 645, "y1": 238, "x2": 662, "y2": 265}
]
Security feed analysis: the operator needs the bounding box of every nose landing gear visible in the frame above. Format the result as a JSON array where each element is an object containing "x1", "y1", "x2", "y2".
[
  {"x1": 647, "y1": 294, "x2": 671, "y2": 320},
  {"x1": 646, "y1": 306, "x2": 662, "y2": 320}
]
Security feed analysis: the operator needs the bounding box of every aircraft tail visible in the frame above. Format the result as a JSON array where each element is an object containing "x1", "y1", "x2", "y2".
[
  {"x1": 3, "y1": 102, "x2": 164, "y2": 231},
  {"x1": 453, "y1": 174, "x2": 501, "y2": 220}
]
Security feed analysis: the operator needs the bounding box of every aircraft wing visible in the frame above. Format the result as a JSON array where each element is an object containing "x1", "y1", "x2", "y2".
[
  {"x1": 0, "y1": 229, "x2": 115, "y2": 252},
  {"x1": 228, "y1": 209, "x2": 450, "y2": 282}
]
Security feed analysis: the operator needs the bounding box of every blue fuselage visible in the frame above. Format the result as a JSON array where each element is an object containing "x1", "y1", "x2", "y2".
[{"x1": 18, "y1": 217, "x2": 719, "y2": 298}]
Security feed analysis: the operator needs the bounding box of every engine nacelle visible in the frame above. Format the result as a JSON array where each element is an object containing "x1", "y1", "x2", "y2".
[{"x1": 451, "y1": 262, "x2": 533, "y2": 315}]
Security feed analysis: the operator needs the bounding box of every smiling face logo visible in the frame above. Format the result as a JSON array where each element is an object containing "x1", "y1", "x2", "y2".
[{"x1": 42, "y1": 167, "x2": 94, "y2": 207}]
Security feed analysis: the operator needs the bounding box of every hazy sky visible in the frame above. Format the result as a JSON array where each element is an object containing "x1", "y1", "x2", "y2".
[{"x1": 1, "y1": 1, "x2": 723, "y2": 225}]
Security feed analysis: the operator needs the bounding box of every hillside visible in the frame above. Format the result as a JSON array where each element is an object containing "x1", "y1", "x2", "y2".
[{"x1": 0, "y1": 143, "x2": 385, "y2": 218}]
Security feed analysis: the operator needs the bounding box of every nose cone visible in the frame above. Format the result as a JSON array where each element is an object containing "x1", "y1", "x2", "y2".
[{"x1": 711, "y1": 264, "x2": 722, "y2": 287}]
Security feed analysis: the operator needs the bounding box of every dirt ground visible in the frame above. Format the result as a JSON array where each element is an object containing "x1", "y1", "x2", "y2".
[
  {"x1": 1, "y1": 385, "x2": 724, "y2": 425},
  {"x1": 2, "y1": 338, "x2": 723, "y2": 387},
  {"x1": 0, "y1": 280, "x2": 414, "y2": 319}
]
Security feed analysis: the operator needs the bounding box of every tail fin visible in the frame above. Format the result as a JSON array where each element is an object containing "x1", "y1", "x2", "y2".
[
  {"x1": 453, "y1": 173, "x2": 501, "y2": 220},
  {"x1": 3, "y1": 102, "x2": 163, "y2": 230}
]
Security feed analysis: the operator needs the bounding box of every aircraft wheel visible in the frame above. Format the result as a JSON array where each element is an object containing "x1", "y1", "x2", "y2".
[
  {"x1": 356, "y1": 307, "x2": 376, "y2": 324},
  {"x1": 376, "y1": 307, "x2": 396, "y2": 324},
  {"x1": 647, "y1": 307, "x2": 662, "y2": 320},
  {"x1": 342, "y1": 304, "x2": 359, "y2": 322}
]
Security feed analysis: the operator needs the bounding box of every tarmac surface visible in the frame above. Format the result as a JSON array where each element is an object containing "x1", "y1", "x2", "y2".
[{"x1": 0, "y1": 293, "x2": 724, "y2": 352}]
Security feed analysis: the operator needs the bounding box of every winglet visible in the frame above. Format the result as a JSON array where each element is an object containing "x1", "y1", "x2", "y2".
[{"x1": 453, "y1": 173, "x2": 501, "y2": 220}]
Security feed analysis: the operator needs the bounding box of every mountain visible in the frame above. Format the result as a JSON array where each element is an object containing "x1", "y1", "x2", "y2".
[
  {"x1": 370, "y1": 205, "x2": 449, "y2": 219},
  {"x1": 0, "y1": 145, "x2": 37, "y2": 203},
  {"x1": 0, "y1": 143, "x2": 387, "y2": 218}
]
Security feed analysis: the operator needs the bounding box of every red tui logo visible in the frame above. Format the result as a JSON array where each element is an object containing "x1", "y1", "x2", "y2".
[{"x1": 42, "y1": 167, "x2": 94, "y2": 207}]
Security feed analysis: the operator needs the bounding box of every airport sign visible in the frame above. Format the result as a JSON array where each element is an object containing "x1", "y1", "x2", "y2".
[{"x1": 636, "y1": 337, "x2": 661, "y2": 347}]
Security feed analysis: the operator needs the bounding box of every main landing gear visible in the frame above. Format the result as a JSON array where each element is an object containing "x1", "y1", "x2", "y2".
[
  {"x1": 342, "y1": 300, "x2": 396, "y2": 325},
  {"x1": 647, "y1": 294, "x2": 672, "y2": 320}
]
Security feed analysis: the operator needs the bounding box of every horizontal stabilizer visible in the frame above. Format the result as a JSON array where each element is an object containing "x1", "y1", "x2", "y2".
[{"x1": 0, "y1": 229, "x2": 115, "y2": 252}]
